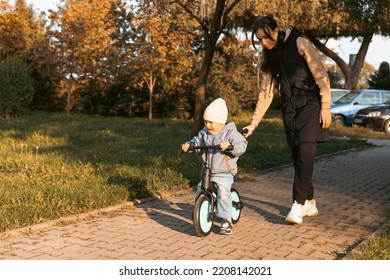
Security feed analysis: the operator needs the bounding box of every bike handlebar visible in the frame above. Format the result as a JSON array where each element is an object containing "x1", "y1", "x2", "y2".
[
  {"x1": 191, "y1": 144, "x2": 234, "y2": 151},
  {"x1": 184, "y1": 129, "x2": 246, "y2": 153}
]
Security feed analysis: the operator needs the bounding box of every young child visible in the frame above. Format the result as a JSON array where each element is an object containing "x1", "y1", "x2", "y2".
[{"x1": 181, "y1": 98, "x2": 247, "y2": 235}]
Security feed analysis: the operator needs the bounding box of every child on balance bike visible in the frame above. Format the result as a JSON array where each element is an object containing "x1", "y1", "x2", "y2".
[{"x1": 181, "y1": 98, "x2": 247, "y2": 235}]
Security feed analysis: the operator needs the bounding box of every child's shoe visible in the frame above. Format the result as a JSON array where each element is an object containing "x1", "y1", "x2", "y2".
[
  {"x1": 286, "y1": 201, "x2": 303, "y2": 224},
  {"x1": 303, "y1": 199, "x2": 319, "y2": 217},
  {"x1": 219, "y1": 219, "x2": 232, "y2": 235}
]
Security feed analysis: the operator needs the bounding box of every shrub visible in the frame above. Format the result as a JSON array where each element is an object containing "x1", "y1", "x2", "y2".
[{"x1": 0, "y1": 57, "x2": 34, "y2": 118}]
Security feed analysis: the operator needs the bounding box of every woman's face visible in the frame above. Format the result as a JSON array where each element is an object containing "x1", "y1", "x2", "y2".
[{"x1": 254, "y1": 27, "x2": 278, "y2": 50}]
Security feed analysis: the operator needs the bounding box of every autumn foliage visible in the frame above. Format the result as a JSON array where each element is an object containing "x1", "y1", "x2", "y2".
[{"x1": 0, "y1": 0, "x2": 388, "y2": 127}]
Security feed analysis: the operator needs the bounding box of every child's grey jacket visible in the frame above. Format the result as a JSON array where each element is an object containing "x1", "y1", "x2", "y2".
[{"x1": 188, "y1": 122, "x2": 247, "y2": 175}]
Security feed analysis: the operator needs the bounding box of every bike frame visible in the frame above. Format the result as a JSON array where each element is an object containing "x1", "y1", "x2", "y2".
[{"x1": 192, "y1": 144, "x2": 233, "y2": 212}]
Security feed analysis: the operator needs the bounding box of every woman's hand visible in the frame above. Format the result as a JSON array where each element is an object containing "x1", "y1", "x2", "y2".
[
  {"x1": 320, "y1": 108, "x2": 332, "y2": 129},
  {"x1": 242, "y1": 124, "x2": 257, "y2": 138}
]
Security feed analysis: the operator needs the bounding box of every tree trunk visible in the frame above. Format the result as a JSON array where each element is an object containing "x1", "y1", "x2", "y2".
[
  {"x1": 144, "y1": 73, "x2": 156, "y2": 124},
  {"x1": 149, "y1": 75, "x2": 153, "y2": 123},
  {"x1": 174, "y1": 0, "x2": 242, "y2": 136},
  {"x1": 305, "y1": 32, "x2": 373, "y2": 90},
  {"x1": 192, "y1": 0, "x2": 228, "y2": 136},
  {"x1": 66, "y1": 76, "x2": 73, "y2": 114},
  {"x1": 149, "y1": 82, "x2": 153, "y2": 124},
  {"x1": 344, "y1": 34, "x2": 372, "y2": 89},
  {"x1": 193, "y1": 41, "x2": 215, "y2": 135}
]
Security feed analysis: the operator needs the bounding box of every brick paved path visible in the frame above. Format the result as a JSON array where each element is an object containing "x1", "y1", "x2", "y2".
[{"x1": 1, "y1": 140, "x2": 389, "y2": 260}]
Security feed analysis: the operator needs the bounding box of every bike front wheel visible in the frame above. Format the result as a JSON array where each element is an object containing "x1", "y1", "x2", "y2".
[
  {"x1": 231, "y1": 188, "x2": 243, "y2": 224},
  {"x1": 193, "y1": 194, "x2": 214, "y2": 237}
]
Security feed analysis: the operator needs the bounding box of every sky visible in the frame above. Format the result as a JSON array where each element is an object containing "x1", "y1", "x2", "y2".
[{"x1": 16, "y1": 0, "x2": 390, "y2": 69}]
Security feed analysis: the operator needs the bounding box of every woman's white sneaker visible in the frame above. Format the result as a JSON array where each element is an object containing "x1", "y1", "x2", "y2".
[
  {"x1": 286, "y1": 201, "x2": 303, "y2": 224},
  {"x1": 303, "y1": 200, "x2": 319, "y2": 217}
]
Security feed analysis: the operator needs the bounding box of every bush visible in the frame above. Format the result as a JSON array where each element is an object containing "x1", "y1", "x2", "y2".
[{"x1": 0, "y1": 57, "x2": 34, "y2": 118}]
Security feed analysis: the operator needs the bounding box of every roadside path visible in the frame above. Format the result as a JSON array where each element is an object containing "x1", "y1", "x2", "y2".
[{"x1": 1, "y1": 139, "x2": 389, "y2": 260}]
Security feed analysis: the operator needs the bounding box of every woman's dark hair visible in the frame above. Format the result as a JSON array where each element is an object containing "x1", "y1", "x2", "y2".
[{"x1": 252, "y1": 16, "x2": 285, "y2": 74}]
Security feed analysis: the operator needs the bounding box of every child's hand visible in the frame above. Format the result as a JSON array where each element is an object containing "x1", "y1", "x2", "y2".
[
  {"x1": 220, "y1": 141, "x2": 230, "y2": 151},
  {"x1": 181, "y1": 143, "x2": 190, "y2": 153}
]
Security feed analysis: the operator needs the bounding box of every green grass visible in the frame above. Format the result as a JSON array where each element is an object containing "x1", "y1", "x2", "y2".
[
  {"x1": 0, "y1": 110, "x2": 373, "y2": 234},
  {"x1": 351, "y1": 222, "x2": 390, "y2": 260},
  {"x1": 0, "y1": 112, "x2": 194, "y2": 231}
]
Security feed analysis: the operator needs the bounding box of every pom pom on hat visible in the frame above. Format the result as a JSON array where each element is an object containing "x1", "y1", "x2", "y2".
[{"x1": 203, "y1": 98, "x2": 228, "y2": 124}]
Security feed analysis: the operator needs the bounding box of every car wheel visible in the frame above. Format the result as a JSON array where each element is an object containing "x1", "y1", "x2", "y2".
[
  {"x1": 333, "y1": 115, "x2": 346, "y2": 127},
  {"x1": 384, "y1": 119, "x2": 390, "y2": 135}
]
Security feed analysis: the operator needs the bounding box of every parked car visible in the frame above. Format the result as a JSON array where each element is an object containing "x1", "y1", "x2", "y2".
[
  {"x1": 330, "y1": 89, "x2": 390, "y2": 126},
  {"x1": 353, "y1": 101, "x2": 390, "y2": 135},
  {"x1": 331, "y1": 88, "x2": 349, "y2": 103}
]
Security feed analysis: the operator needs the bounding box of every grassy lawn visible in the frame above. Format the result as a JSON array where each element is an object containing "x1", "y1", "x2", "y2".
[{"x1": 0, "y1": 110, "x2": 387, "y2": 259}]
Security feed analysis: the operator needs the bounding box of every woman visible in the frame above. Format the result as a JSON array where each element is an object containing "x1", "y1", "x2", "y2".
[{"x1": 243, "y1": 16, "x2": 332, "y2": 225}]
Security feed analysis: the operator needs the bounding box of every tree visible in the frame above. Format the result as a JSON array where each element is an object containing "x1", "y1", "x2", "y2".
[
  {"x1": 47, "y1": 0, "x2": 114, "y2": 113},
  {"x1": 303, "y1": 0, "x2": 390, "y2": 90},
  {"x1": 368, "y1": 62, "x2": 390, "y2": 90},
  {"x1": 0, "y1": 57, "x2": 34, "y2": 118},
  {"x1": 0, "y1": 0, "x2": 44, "y2": 59},
  {"x1": 207, "y1": 33, "x2": 258, "y2": 114},
  {"x1": 132, "y1": 1, "x2": 195, "y2": 123},
  {"x1": 103, "y1": 0, "x2": 135, "y2": 85},
  {"x1": 235, "y1": 1, "x2": 389, "y2": 90},
  {"x1": 174, "y1": 0, "x2": 243, "y2": 135},
  {"x1": 172, "y1": 0, "x2": 344, "y2": 133},
  {"x1": 0, "y1": 0, "x2": 52, "y2": 110}
]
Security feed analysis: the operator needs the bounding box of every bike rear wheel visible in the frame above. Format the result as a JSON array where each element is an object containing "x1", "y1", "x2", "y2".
[
  {"x1": 193, "y1": 194, "x2": 214, "y2": 237},
  {"x1": 231, "y1": 188, "x2": 243, "y2": 224}
]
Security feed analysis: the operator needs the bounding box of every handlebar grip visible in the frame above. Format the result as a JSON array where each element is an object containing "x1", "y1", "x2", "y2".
[
  {"x1": 241, "y1": 128, "x2": 249, "y2": 136},
  {"x1": 188, "y1": 143, "x2": 195, "y2": 152}
]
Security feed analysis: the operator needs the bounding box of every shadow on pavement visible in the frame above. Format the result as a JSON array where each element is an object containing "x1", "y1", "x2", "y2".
[
  {"x1": 138, "y1": 200, "x2": 196, "y2": 236},
  {"x1": 241, "y1": 196, "x2": 289, "y2": 225},
  {"x1": 139, "y1": 194, "x2": 292, "y2": 237}
]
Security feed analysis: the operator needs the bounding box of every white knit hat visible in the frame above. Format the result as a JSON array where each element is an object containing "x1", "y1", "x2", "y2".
[{"x1": 203, "y1": 98, "x2": 228, "y2": 124}]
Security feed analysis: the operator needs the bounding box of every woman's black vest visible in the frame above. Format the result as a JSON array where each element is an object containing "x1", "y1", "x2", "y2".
[
  {"x1": 274, "y1": 28, "x2": 329, "y2": 148},
  {"x1": 277, "y1": 28, "x2": 319, "y2": 108}
]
